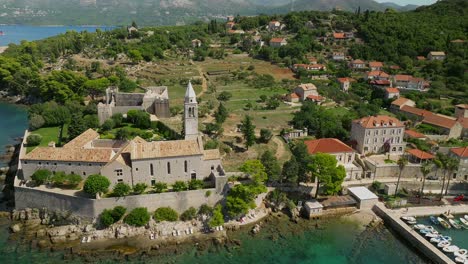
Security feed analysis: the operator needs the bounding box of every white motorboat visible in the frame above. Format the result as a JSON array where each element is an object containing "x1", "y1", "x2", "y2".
[
  {"x1": 425, "y1": 232, "x2": 439, "y2": 238},
  {"x1": 438, "y1": 217, "x2": 452, "y2": 229},
  {"x1": 407, "y1": 220, "x2": 417, "y2": 225},
  {"x1": 454, "y1": 249, "x2": 468, "y2": 258},
  {"x1": 455, "y1": 256, "x2": 466, "y2": 264},
  {"x1": 460, "y1": 218, "x2": 468, "y2": 228},
  {"x1": 464, "y1": 215, "x2": 468, "y2": 221},
  {"x1": 443, "y1": 245, "x2": 460, "y2": 253},
  {"x1": 449, "y1": 219, "x2": 462, "y2": 229},
  {"x1": 438, "y1": 241, "x2": 451, "y2": 248},
  {"x1": 401, "y1": 216, "x2": 417, "y2": 222},
  {"x1": 413, "y1": 224, "x2": 426, "y2": 230}
]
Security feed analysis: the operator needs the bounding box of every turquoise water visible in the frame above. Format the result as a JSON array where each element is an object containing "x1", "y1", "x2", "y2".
[
  {"x1": 418, "y1": 215, "x2": 468, "y2": 250},
  {"x1": 0, "y1": 25, "x2": 115, "y2": 46},
  {"x1": 0, "y1": 102, "x2": 27, "y2": 166},
  {"x1": 0, "y1": 217, "x2": 428, "y2": 263}
]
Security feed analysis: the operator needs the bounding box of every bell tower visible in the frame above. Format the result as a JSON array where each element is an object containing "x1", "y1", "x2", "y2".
[{"x1": 184, "y1": 81, "x2": 199, "y2": 140}]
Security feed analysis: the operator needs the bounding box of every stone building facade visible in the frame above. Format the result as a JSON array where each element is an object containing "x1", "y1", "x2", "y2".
[
  {"x1": 351, "y1": 115, "x2": 406, "y2": 155},
  {"x1": 97, "y1": 86, "x2": 170, "y2": 125}
]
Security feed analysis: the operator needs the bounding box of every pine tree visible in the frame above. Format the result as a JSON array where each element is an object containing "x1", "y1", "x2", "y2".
[
  {"x1": 67, "y1": 113, "x2": 87, "y2": 141},
  {"x1": 240, "y1": 115, "x2": 256, "y2": 149}
]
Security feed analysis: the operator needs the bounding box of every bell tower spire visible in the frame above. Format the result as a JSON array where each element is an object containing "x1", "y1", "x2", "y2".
[{"x1": 184, "y1": 81, "x2": 198, "y2": 140}]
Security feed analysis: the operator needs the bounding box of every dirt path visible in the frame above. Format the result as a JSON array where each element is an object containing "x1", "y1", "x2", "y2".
[
  {"x1": 193, "y1": 61, "x2": 208, "y2": 97},
  {"x1": 272, "y1": 136, "x2": 287, "y2": 160}
]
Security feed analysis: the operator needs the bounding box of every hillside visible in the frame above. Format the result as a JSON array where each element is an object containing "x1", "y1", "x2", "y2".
[{"x1": 0, "y1": 0, "x2": 395, "y2": 25}]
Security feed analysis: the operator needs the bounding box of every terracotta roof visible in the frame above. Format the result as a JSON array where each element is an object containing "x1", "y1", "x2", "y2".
[
  {"x1": 270, "y1": 37, "x2": 286, "y2": 43},
  {"x1": 369, "y1": 61, "x2": 383, "y2": 67},
  {"x1": 394, "y1": 74, "x2": 412, "y2": 81},
  {"x1": 304, "y1": 138, "x2": 353, "y2": 154},
  {"x1": 407, "y1": 149, "x2": 434, "y2": 160},
  {"x1": 130, "y1": 139, "x2": 203, "y2": 159},
  {"x1": 391, "y1": 97, "x2": 413, "y2": 107},
  {"x1": 290, "y1": 93, "x2": 300, "y2": 98},
  {"x1": 400, "y1": 105, "x2": 432, "y2": 117},
  {"x1": 450, "y1": 147, "x2": 468, "y2": 158},
  {"x1": 390, "y1": 65, "x2": 400, "y2": 70},
  {"x1": 370, "y1": 80, "x2": 391, "y2": 85},
  {"x1": 367, "y1": 71, "x2": 389, "y2": 78},
  {"x1": 386, "y1": 87, "x2": 399, "y2": 94},
  {"x1": 23, "y1": 147, "x2": 114, "y2": 163},
  {"x1": 297, "y1": 83, "x2": 317, "y2": 91},
  {"x1": 352, "y1": 59, "x2": 365, "y2": 64},
  {"x1": 333, "y1": 32, "x2": 345, "y2": 39},
  {"x1": 422, "y1": 114, "x2": 458, "y2": 129},
  {"x1": 204, "y1": 149, "x2": 221, "y2": 160},
  {"x1": 456, "y1": 104, "x2": 468, "y2": 110},
  {"x1": 457, "y1": 117, "x2": 468, "y2": 128},
  {"x1": 306, "y1": 95, "x2": 324, "y2": 101},
  {"x1": 416, "y1": 56, "x2": 426, "y2": 61},
  {"x1": 63, "y1": 129, "x2": 99, "y2": 149},
  {"x1": 405, "y1": 130, "x2": 426, "y2": 139},
  {"x1": 353, "y1": 115, "x2": 404, "y2": 129},
  {"x1": 309, "y1": 64, "x2": 325, "y2": 69},
  {"x1": 337, "y1": 77, "x2": 350, "y2": 83}
]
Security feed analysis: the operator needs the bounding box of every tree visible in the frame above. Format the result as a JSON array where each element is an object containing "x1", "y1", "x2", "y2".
[
  {"x1": 133, "y1": 183, "x2": 147, "y2": 194},
  {"x1": 309, "y1": 153, "x2": 346, "y2": 197},
  {"x1": 260, "y1": 150, "x2": 281, "y2": 182},
  {"x1": 239, "y1": 160, "x2": 267, "y2": 186},
  {"x1": 444, "y1": 157, "x2": 459, "y2": 195},
  {"x1": 188, "y1": 179, "x2": 204, "y2": 190},
  {"x1": 112, "y1": 182, "x2": 131, "y2": 197},
  {"x1": 154, "y1": 182, "x2": 167, "y2": 193},
  {"x1": 115, "y1": 127, "x2": 132, "y2": 140},
  {"x1": 394, "y1": 156, "x2": 408, "y2": 197},
  {"x1": 128, "y1": 49, "x2": 143, "y2": 64},
  {"x1": 180, "y1": 207, "x2": 197, "y2": 221},
  {"x1": 83, "y1": 174, "x2": 111, "y2": 196},
  {"x1": 436, "y1": 153, "x2": 449, "y2": 199},
  {"x1": 198, "y1": 204, "x2": 213, "y2": 216},
  {"x1": 419, "y1": 162, "x2": 432, "y2": 203},
  {"x1": 124, "y1": 207, "x2": 150, "y2": 227},
  {"x1": 29, "y1": 114, "x2": 45, "y2": 130},
  {"x1": 215, "y1": 103, "x2": 228, "y2": 124},
  {"x1": 240, "y1": 115, "x2": 256, "y2": 149},
  {"x1": 154, "y1": 207, "x2": 179, "y2": 222},
  {"x1": 127, "y1": 110, "x2": 151, "y2": 129},
  {"x1": 265, "y1": 97, "x2": 280, "y2": 110},
  {"x1": 291, "y1": 142, "x2": 311, "y2": 184},
  {"x1": 208, "y1": 205, "x2": 224, "y2": 228},
  {"x1": 172, "y1": 181, "x2": 188, "y2": 192},
  {"x1": 217, "y1": 91, "x2": 232, "y2": 101},
  {"x1": 84, "y1": 78, "x2": 110, "y2": 100},
  {"x1": 31, "y1": 169, "x2": 52, "y2": 185},
  {"x1": 68, "y1": 113, "x2": 87, "y2": 141},
  {"x1": 26, "y1": 134, "x2": 42, "y2": 146},
  {"x1": 259, "y1": 128, "x2": 273, "y2": 143},
  {"x1": 100, "y1": 209, "x2": 115, "y2": 228},
  {"x1": 281, "y1": 156, "x2": 299, "y2": 184}
]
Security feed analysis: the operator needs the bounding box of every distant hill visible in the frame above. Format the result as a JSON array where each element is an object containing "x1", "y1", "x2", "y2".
[
  {"x1": 274, "y1": 0, "x2": 387, "y2": 12},
  {"x1": 380, "y1": 2, "x2": 419, "y2": 11}
]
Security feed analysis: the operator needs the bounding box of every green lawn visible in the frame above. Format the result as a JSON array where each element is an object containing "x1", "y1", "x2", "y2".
[{"x1": 27, "y1": 125, "x2": 68, "y2": 152}]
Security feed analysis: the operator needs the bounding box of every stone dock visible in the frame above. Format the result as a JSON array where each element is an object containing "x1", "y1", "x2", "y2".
[{"x1": 373, "y1": 203, "x2": 468, "y2": 264}]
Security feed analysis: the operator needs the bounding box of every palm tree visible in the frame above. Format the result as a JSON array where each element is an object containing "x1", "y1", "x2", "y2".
[
  {"x1": 437, "y1": 153, "x2": 448, "y2": 200},
  {"x1": 419, "y1": 162, "x2": 432, "y2": 203},
  {"x1": 444, "y1": 157, "x2": 459, "y2": 195},
  {"x1": 394, "y1": 156, "x2": 408, "y2": 197},
  {"x1": 432, "y1": 158, "x2": 442, "y2": 181}
]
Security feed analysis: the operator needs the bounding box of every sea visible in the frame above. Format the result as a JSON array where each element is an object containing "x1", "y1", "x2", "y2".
[{"x1": 0, "y1": 25, "x2": 432, "y2": 264}]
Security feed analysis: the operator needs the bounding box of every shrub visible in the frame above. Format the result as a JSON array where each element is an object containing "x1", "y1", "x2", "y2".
[
  {"x1": 205, "y1": 190, "x2": 212, "y2": 197},
  {"x1": 112, "y1": 182, "x2": 131, "y2": 197},
  {"x1": 83, "y1": 174, "x2": 111, "y2": 195},
  {"x1": 217, "y1": 91, "x2": 232, "y2": 101},
  {"x1": 111, "y1": 206, "x2": 127, "y2": 222},
  {"x1": 247, "y1": 65, "x2": 255, "y2": 71},
  {"x1": 188, "y1": 179, "x2": 204, "y2": 190},
  {"x1": 26, "y1": 134, "x2": 42, "y2": 146},
  {"x1": 372, "y1": 181, "x2": 382, "y2": 191},
  {"x1": 198, "y1": 204, "x2": 213, "y2": 216},
  {"x1": 154, "y1": 207, "x2": 179, "y2": 222},
  {"x1": 100, "y1": 209, "x2": 115, "y2": 228},
  {"x1": 172, "y1": 181, "x2": 188, "y2": 192},
  {"x1": 101, "y1": 119, "x2": 115, "y2": 131},
  {"x1": 111, "y1": 113, "x2": 124, "y2": 127},
  {"x1": 259, "y1": 128, "x2": 273, "y2": 143},
  {"x1": 180, "y1": 207, "x2": 197, "y2": 221},
  {"x1": 115, "y1": 127, "x2": 132, "y2": 140},
  {"x1": 153, "y1": 182, "x2": 167, "y2": 193},
  {"x1": 50, "y1": 172, "x2": 82, "y2": 187},
  {"x1": 29, "y1": 114, "x2": 45, "y2": 130},
  {"x1": 31, "y1": 169, "x2": 52, "y2": 185},
  {"x1": 133, "y1": 183, "x2": 147, "y2": 194},
  {"x1": 124, "y1": 207, "x2": 150, "y2": 227},
  {"x1": 208, "y1": 205, "x2": 224, "y2": 228}
]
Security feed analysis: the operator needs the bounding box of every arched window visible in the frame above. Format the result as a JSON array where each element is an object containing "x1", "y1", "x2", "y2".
[
  {"x1": 184, "y1": 161, "x2": 188, "y2": 173},
  {"x1": 150, "y1": 164, "x2": 154, "y2": 176},
  {"x1": 188, "y1": 107, "x2": 192, "y2": 117},
  {"x1": 167, "y1": 162, "x2": 171, "y2": 174}
]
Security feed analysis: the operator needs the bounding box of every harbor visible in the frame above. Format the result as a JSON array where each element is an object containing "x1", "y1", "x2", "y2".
[{"x1": 374, "y1": 203, "x2": 468, "y2": 264}]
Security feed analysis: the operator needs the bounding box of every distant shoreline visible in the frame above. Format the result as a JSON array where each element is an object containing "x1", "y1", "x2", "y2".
[{"x1": 0, "y1": 24, "x2": 117, "y2": 27}]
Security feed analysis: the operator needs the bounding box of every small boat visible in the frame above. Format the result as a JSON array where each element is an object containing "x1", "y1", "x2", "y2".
[
  {"x1": 441, "y1": 235, "x2": 452, "y2": 242},
  {"x1": 401, "y1": 216, "x2": 417, "y2": 222},
  {"x1": 441, "y1": 212, "x2": 454, "y2": 219},
  {"x1": 455, "y1": 256, "x2": 466, "y2": 264},
  {"x1": 413, "y1": 224, "x2": 426, "y2": 230},
  {"x1": 438, "y1": 241, "x2": 451, "y2": 248},
  {"x1": 454, "y1": 249, "x2": 468, "y2": 258},
  {"x1": 460, "y1": 218, "x2": 468, "y2": 228},
  {"x1": 464, "y1": 215, "x2": 468, "y2": 220},
  {"x1": 449, "y1": 219, "x2": 462, "y2": 229},
  {"x1": 443, "y1": 245, "x2": 460, "y2": 253},
  {"x1": 86, "y1": 236, "x2": 92, "y2": 243},
  {"x1": 430, "y1": 236, "x2": 450, "y2": 243},
  {"x1": 425, "y1": 232, "x2": 439, "y2": 238},
  {"x1": 430, "y1": 216, "x2": 439, "y2": 225},
  {"x1": 407, "y1": 220, "x2": 417, "y2": 225},
  {"x1": 438, "y1": 217, "x2": 452, "y2": 229}
]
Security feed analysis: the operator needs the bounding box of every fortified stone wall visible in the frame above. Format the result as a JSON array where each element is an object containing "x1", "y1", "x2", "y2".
[{"x1": 115, "y1": 93, "x2": 144, "y2": 107}]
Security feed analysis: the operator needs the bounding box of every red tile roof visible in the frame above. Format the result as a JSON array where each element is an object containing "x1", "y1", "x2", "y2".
[
  {"x1": 270, "y1": 37, "x2": 286, "y2": 43},
  {"x1": 306, "y1": 95, "x2": 324, "y2": 101},
  {"x1": 394, "y1": 74, "x2": 412, "y2": 81},
  {"x1": 451, "y1": 147, "x2": 468, "y2": 158},
  {"x1": 400, "y1": 105, "x2": 432, "y2": 117},
  {"x1": 304, "y1": 138, "x2": 353, "y2": 154},
  {"x1": 353, "y1": 115, "x2": 404, "y2": 129},
  {"x1": 333, "y1": 32, "x2": 345, "y2": 39},
  {"x1": 422, "y1": 114, "x2": 458, "y2": 129},
  {"x1": 337, "y1": 77, "x2": 350, "y2": 83},
  {"x1": 369, "y1": 61, "x2": 383, "y2": 67},
  {"x1": 352, "y1": 59, "x2": 365, "y2": 64},
  {"x1": 405, "y1": 130, "x2": 426, "y2": 139},
  {"x1": 290, "y1": 93, "x2": 300, "y2": 98},
  {"x1": 386, "y1": 87, "x2": 400, "y2": 94},
  {"x1": 416, "y1": 56, "x2": 426, "y2": 61},
  {"x1": 456, "y1": 104, "x2": 468, "y2": 110},
  {"x1": 457, "y1": 117, "x2": 468, "y2": 128},
  {"x1": 407, "y1": 149, "x2": 434, "y2": 160},
  {"x1": 367, "y1": 71, "x2": 389, "y2": 78},
  {"x1": 370, "y1": 80, "x2": 391, "y2": 85},
  {"x1": 391, "y1": 97, "x2": 413, "y2": 107}
]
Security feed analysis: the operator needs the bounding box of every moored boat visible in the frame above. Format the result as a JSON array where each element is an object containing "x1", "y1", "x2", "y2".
[
  {"x1": 407, "y1": 220, "x2": 417, "y2": 225},
  {"x1": 425, "y1": 232, "x2": 439, "y2": 238},
  {"x1": 449, "y1": 219, "x2": 462, "y2": 229},
  {"x1": 438, "y1": 217, "x2": 451, "y2": 229},
  {"x1": 430, "y1": 215, "x2": 439, "y2": 225},
  {"x1": 413, "y1": 224, "x2": 426, "y2": 230},
  {"x1": 443, "y1": 245, "x2": 460, "y2": 253},
  {"x1": 460, "y1": 218, "x2": 468, "y2": 228},
  {"x1": 438, "y1": 241, "x2": 451, "y2": 248},
  {"x1": 454, "y1": 256, "x2": 466, "y2": 264},
  {"x1": 401, "y1": 216, "x2": 417, "y2": 222},
  {"x1": 454, "y1": 249, "x2": 468, "y2": 258}
]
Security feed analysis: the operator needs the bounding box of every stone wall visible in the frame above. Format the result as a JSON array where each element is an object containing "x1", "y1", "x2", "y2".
[{"x1": 15, "y1": 182, "x2": 223, "y2": 219}]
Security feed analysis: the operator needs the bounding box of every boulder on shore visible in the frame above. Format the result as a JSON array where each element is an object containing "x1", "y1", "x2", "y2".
[{"x1": 10, "y1": 223, "x2": 21, "y2": 233}]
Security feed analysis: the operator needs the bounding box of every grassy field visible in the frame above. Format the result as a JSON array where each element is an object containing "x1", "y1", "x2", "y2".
[{"x1": 27, "y1": 125, "x2": 68, "y2": 152}]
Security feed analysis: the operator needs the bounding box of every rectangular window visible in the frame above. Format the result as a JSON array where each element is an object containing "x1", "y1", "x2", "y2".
[
  {"x1": 83, "y1": 172, "x2": 86, "y2": 176},
  {"x1": 150, "y1": 164, "x2": 154, "y2": 176},
  {"x1": 117, "y1": 179, "x2": 123, "y2": 183},
  {"x1": 383, "y1": 130, "x2": 386, "y2": 135},
  {"x1": 151, "y1": 180, "x2": 156, "y2": 186},
  {"x1": 167, "y1": 162, "x2": 171, "y2": 174},
  {"x1": 115, "y1": 169, "x2": 123, "y2": 176},
  {"x1": 184, "y1": 161, "x2": 188, "y2": 173}
]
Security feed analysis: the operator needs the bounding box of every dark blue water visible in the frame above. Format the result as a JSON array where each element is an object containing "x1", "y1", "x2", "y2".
[
  {"x1": 0, "y1": 102, "x2": 27, "y2": 166},
  {"x1": 0, "y1": 25, "x2": 114, "y2": 46}
]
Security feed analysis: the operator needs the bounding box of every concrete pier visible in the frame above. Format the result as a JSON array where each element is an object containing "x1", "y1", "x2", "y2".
[{"x1": 373, "y1": 203, "x2": 468, "y2": 264}]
